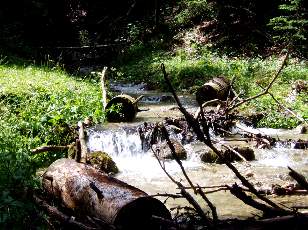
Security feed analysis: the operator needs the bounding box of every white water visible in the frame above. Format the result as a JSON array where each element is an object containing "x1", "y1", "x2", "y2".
[{"x1": 87, "y1": 127, "x2": 202, "y2": 179}]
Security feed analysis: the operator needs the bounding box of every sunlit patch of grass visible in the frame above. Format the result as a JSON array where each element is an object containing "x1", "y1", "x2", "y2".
[{"x1": 0, "y1": 63, "x2": 104, "y2": 164}]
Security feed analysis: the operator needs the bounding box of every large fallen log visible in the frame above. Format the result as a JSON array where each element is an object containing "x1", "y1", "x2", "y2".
[{"x1": 43, "y1": 158, "x2": 171, "y2": 230}]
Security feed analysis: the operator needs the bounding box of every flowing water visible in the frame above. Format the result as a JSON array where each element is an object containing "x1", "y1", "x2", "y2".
[{"x1": 87, "y1": 83, "x2": 308, "y2": 219}]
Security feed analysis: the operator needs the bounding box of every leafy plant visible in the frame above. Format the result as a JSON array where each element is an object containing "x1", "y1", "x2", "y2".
[{"x1": 269, "y1": 0, "x2": 308, "y2": 54}]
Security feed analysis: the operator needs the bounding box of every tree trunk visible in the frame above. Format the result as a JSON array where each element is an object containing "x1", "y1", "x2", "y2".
[{"x1": 43, "y1": 158, "x2": 171, "y2": 230}]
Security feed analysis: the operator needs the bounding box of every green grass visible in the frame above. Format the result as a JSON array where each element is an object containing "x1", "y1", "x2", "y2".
[{"x1": 0, "y1": 60, "x2": 104, "y2": 226}]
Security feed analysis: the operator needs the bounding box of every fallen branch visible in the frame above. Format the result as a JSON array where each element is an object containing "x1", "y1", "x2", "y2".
[
  {"x1": 161, "y1": 63, "x2": 292, "y2": 217},
  {"x1": 257, "y1": 83, "x2": 306, "y2": 123},
  {"x1": 193, "y1": 99, "x2": 225, "y2": 119},
  {"x1": 160, "y1": 124, "x2": 218, "y2": 223},
  {"x1": 228, "y1": 184, "x2": 292, "y2": 217},
  {"x1": 99, "y1": 67, "x2": 108, "y2": 109},
  {"x1": 31, "y1": 145, "x2": 69, "y2": 154},
  {"x1": 288, "y1": 167, "x2": 308, "y2": 191},
  {"x1": 33, "y1": 195, "x2": 98, "y2": 230},
  {"x1": 151, "y1": 193, "x2": 183, "y2": 199},
  {"x1": 77, "y1": 121, "x2": 88, "y2": 163},
  {"x1": 151, "y1": 145, "x2": 212, "y2": 226}
]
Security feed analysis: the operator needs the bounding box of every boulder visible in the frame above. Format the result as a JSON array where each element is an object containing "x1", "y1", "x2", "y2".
[
  {"x1": 200, "y1": 146, "x2": 255, "y2": 164},
  {"x1": 156, "y1": 139, "x2": 187, "y2": 160},
  {"x1": 88, "y1": 151, "x2": 119, "y2": 174}
]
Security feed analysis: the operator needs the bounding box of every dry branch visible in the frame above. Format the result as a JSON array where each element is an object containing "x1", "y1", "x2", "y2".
[
  {"x1": 227, "y1": 51, "x2": 290, "y2": 112},
  {"x1": 228, "y1": 184, "x2": 291, "y2": 216},
  {"x1": 78, "y1": 121, "x2": 88, "y2": 163},
  {"x1": 257, "y1": 83, "x2": 306, "y2": 123},
  {"x1": 31, "y1": 145, "x2": 69, "y2": 154},
  {"x1": 160, "y1": 62, "x2": 293, "y2": 218},
  {"x1": 99, "y1": 67, "x2": 108, "y2": 109},
  {"x1": 288, "y1": 167, "x2": 308, "y2": 191},
  {"x1": 151, "y1": 146, "x2": 212, "y2": 226}
]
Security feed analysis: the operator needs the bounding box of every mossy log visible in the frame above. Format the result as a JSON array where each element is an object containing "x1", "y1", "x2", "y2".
[
  {"x1": 43, "y1": 158, "x2": 171, "y2": 230},
  {"x1": 196, "y1": 76, "x2": 233, "y2": 105},
  {"x1": 105, "y1": 94, "x2": 140, "y2": 122}
]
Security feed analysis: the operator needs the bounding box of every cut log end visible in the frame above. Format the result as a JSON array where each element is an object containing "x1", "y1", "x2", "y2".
[
  {"x1": 105, "y1": 95, "x2": 138, "y2": 122},
  {"x1": 196, "y1": 76, "x2": 233, "y2": 105}
]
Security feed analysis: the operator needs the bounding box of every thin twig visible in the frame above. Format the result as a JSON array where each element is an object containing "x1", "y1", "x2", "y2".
[
  {"x1": 99, "y1": 67, "x2": 108, "y2": 109},
  {"x1": 257, "y1": 83, "x2": 306, "y2": 123},
  {"x1": 227, "y1": 51, "x2": 290, "y2": 112},
  {"x1": 151, "y1": 145, "x2": 212, "y2": 226},
  {"x1": 31, "y1": 145, "x2": 69, "y2": 154}
]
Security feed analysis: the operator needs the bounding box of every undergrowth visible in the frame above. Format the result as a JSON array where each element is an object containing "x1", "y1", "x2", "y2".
[{"x1": 0, "y1": 60, "x2": 104, "y2": 226}]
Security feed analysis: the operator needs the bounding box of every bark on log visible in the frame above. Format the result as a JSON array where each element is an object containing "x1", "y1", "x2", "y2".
[
  {"x1": 105, "y1": 94, "x2": 139, "y2": 122},
  {"x1": 43, "y1": 159, "x2": 171, "y2": 230},
  {"x1": 196, "y1": 76, "x2": 233, "y2": 105}
]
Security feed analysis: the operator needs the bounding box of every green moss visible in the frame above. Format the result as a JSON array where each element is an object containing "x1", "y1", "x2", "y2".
[{"x1": 88, "y1": 151, "x2": 119, "y2": 174}]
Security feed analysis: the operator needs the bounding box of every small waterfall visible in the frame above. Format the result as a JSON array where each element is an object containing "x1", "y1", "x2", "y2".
[
  {"x1": 87, "y1": 128, "x2": 143, "y2": 157},
  {"x1": 86, "y1": 125, "x2": 202, "y2": 178}
]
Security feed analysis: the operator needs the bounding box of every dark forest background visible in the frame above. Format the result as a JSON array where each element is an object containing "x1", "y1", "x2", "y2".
[{"x1": 1, "y1": 0, "x2": 307, "y2": 60}]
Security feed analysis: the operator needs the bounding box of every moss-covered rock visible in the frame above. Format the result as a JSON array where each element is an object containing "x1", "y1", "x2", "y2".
[{"x1": 88, "y1": 151, "x2": 119, "y2": 174}]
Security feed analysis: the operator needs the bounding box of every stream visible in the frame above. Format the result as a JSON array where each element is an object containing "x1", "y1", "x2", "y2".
[{"x1": 87, "y1": 83, "x2": 308, "y2": 219}]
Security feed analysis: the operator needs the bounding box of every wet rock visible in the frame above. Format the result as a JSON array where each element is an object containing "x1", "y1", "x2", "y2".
[
  {"x1": 155, "y1": 139, "x2": 187, "y2": 160},
  {"x1": 200, "y1": 146, "x2": 255, "y2": 163},
  {"x1": 227, "y1": 146, "x2": 255, "y2": 161},
  {"x1": 295, "y1": 124, "x2": 308, "y2": 134},
  {"x1": 88, "y1": 151, "x2": 119, "y2": 174},
  {"x1": 294, "y1": 139, "x2": 308, "y2": 149}
]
